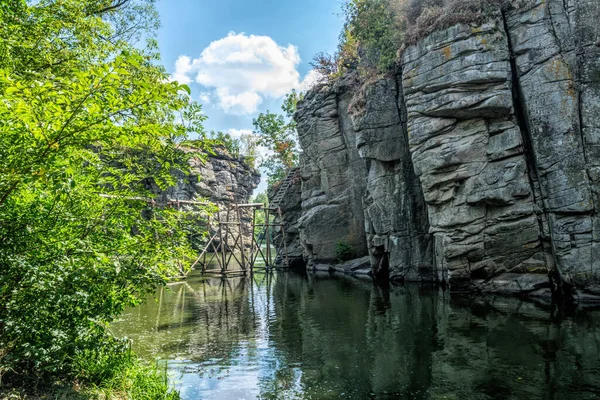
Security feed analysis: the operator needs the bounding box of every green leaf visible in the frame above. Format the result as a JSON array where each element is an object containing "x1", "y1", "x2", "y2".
[{"x1": 179, "y1": 84, "x2": 191, "y2": 95}]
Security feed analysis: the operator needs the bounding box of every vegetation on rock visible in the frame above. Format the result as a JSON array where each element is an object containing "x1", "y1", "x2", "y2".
[
  {"x1": 312, "y1": 0, "x2": 511, "y2": 83},
  {"x1": 336, "y1": 241, "x2": 356, "y2": 263},
  {"x1": 206, "y1": 131, "x2": 260, "y2": 168}
]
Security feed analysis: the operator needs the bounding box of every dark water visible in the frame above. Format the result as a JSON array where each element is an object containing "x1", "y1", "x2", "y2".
[{"x1": 113, "y1": 271, "x2": 600, "y2": 399}]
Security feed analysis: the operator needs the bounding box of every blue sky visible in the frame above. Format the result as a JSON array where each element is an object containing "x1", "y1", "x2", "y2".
[{"x1": 155, "y1": 0, "x2": 343, "y2": 135}]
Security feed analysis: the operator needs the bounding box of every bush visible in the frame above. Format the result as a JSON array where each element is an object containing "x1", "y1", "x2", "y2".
[
  {"x1": 405, "y1": 0, "x2": 509, "y2": 45},
  {"x1": 336, "y1": 241, "x2": 356, "y2": 263},
  {"x1": 1, "y1": 349, "x2": 180, "y2": 399},
  {"x1": 317, "y1": 0, "x2": 510, "y2": 85},
  {"x1": 74, "y1": 350, "x2": 179, "y2": 400}
]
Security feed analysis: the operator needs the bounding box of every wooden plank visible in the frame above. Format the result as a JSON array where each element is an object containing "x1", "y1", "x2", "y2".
[
  {"x1": 99, "y1": 194, "x2": 210, "y2": 206},
  {"x1": 190, "y1": 233, "x2": 218, "y2": 270},
  {"x1": 230, "y1": 203, "x2": 265, "y2": 208},
  {"x1": 265, "y1": 208, "x2": 271, "y2": 267},
  {"x1": 237, "y1": 207, "x2": 247, "y2": 270},
  {"x1": 166, "y1": 199, "x2": 210, "y2": 205}
]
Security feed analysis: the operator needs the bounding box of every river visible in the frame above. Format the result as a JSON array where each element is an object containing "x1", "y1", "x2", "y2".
[{"x1": 113, "y1": 270, "x2": 600, "y2": 399}]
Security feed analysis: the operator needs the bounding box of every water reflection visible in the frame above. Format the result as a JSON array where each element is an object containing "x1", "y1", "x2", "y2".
[{"x1": 113, "y1": 272, "x2": 600, "y2": 399}]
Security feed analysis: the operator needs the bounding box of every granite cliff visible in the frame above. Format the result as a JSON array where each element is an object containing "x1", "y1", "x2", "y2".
[
  {"x1": 150, "y1": 146, "x2": 260, "y2": 249},
  {"x1": 274, "y1": 0, "x2": 600, "y2": 302}
]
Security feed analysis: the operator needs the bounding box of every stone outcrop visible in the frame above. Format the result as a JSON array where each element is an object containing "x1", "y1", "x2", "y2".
[
  {"x1": 295, "y1": 75, "x2": 369, "y2": 266},
  {"x1": 279, "y1": 0, "x2": 600, "y2": 302},
  {"x1": 270, "y1": 171, "x2": 305, "y2": 268},
  {"x1": 150, "y1": 146, "x2": 260, "y2": 249}
]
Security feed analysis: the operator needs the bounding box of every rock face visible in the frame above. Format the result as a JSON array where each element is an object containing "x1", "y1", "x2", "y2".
[
  {"x1": 151, "y1": 146, "x2": 260, "y2": 249},
  {"x1": 270, "y1": 171, "x2": 304, "y2": 269},
  {"x1": 295, "y1": 75, "x2": 369, "y2": 266},
  {"x1": 402, "y1": 18, "x2": 550, "y2": 296},
  {"x1": 281, "y1": 0, "x2": 600, "y2": 302}
]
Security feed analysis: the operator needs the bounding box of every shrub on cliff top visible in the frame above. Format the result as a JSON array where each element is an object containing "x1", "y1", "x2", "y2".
[
  {"x1": 314, "y1": 0, "x2": 511, "y2": 84},
  {"x1": 405, "y1": 0, "x2": 510, "y2": 45}
]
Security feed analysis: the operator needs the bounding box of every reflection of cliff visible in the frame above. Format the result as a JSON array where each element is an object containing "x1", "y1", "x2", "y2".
[
  {"x1": 114, "y1": 271, "x2": 600, "y2": 399},
  {"x1": 269, "y1": 275, "x2": 444, "y2": 398},
  {"x1": 268, "y1": 275, "x2": 600, "y2": 399},
  {"x1": 281, "y1": 1, "x2": 600, "y2": 301}
]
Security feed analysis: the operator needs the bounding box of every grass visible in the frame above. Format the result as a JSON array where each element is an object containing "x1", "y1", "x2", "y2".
[{"x1": 0, "y1": 352, "x2": 180, "y2": 400}]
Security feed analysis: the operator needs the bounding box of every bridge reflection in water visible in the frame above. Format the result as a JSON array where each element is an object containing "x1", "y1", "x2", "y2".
[{"x1": 113, "y1": 271, "x2": 600, "y2": 400}]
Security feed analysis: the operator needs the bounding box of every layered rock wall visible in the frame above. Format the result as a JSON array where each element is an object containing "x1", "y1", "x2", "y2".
[
  {"x1": 151, "y1": 146, "x2": 260, "y2": 249},
  {"x1": 285, "y1": 0, "x2": 600, "y2": 301},
  {"x1": 295, "y1": 77, "x2": 369, "y2": 265}
]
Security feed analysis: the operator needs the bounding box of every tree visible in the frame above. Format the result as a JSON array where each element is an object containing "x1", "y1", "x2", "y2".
[
  {"x1": 251, "y1": 192, "x2": 269, "y2": 206},
  {"x1": 0, "y1": 0, "x2": 207, "y2": 383},
  {"x1": 253, "y1": 90, "x2": 302, "y2": 186},
  {"x1": 209, "y1": 130, "x2": 242, "y2": 158},
  {"x1": 239, "y1": 133, "x2": 260, "y2": 168},
  {"x1": 341, "y1": 0, "x2": 406, "y2": 71}
]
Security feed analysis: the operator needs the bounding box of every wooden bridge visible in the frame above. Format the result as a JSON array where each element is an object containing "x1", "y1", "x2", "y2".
[
  {"x1": 100, "y1": 168, "x2": 299, "y2": 277},
  {"x1": 194, "y1": 167, "x2": 300, "y2": 276}
]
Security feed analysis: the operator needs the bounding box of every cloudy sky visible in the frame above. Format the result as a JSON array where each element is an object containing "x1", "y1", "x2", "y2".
[{"x1": 155, "y1": 0, "x2": 344, "y2": 192}]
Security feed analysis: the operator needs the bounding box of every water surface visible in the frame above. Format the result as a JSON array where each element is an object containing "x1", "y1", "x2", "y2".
[{"x1": 113, "y1": 271, "x2": 600, "y2": 399}]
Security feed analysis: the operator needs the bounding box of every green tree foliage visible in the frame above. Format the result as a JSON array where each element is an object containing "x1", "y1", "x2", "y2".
[
  {"x1": 253, "y1": 90, "x2": 302, "y2": 187},
  {"x1": 239, "y1": 134, "x2": 260, "y2": 169},
  {"x1": 342, "y1": 0, "x2": 405, "y2": 71},
  {"x1": 0, "y1": 0, "x2": 207, "y2": 385},
  {"x1": 312, "y1": 0, "x2": 405, "y2": 79},
  {"x1": 250, "y1": 192, "x2": 269, "y2": 239},
  {"x1": 209, "y1": 130, "x2": 242, "y2": 158},
  {"x1": 195, "y1": 131, "x2": 259, "y2": 168},
  {"x1": 251, "y1": 192, "x2": 269, "y2": 206}
]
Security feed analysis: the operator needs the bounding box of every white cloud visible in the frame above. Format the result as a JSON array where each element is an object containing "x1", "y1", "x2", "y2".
[
  {"x1": 217, "y1": 88, "x2": 262, "y2": 114},
  {"x1": 299, "y1": 69, "x2": 324, "y2": 92},
  {"x1": 173, "y1": 32, "x2": 317, "y2": 115},
  {"x1": 172, "y1": 55, "x2": 193, "y2": 84},
  {"x1": 226, "y1": 128, "x2": 253, "y2": 138},
  {"x1": 198, "y1": 91, "x2": 211, "y2": 104}
]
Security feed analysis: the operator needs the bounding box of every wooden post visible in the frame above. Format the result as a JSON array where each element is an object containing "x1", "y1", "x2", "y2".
[
  {"x1": 237, "y1": 206, "x2": 247, "y2": 273},
  {"x1": 278, "y1": 208, "x2": 289, "y2": 268},
  {"x1": 176, "y1": 199, "x2": 182, "y2": 275},
  {"x1": 204, "y1": 216, "x2": 210, "y2": 268},
  {"x1": 250, "y1": 207, "x2": 257, "y2": 273},
  {"x1": 265, "y1": 208, "x2": 271, "y2": 267},
  {"x1": 223, "y1": 207, "x2": 231, "y2": 271},
  {"x1": 217, "y1": 210, "x2": 225, "y2": 274}
]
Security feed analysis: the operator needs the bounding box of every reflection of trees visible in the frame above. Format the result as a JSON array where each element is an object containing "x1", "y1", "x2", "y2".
[
  {"x1": 113, "y1": 274, "x2": 256, "y2": 362},
  {"x1": 115, "y1": 272, "x2": 600, "y2": 399}
]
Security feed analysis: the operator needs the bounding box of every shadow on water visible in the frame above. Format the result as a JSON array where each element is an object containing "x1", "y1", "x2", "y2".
[{"x1": 113, "y1": 271, "x2": 600, "y2": 400}]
